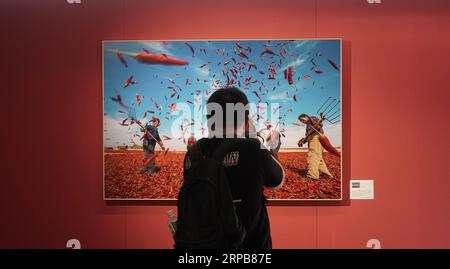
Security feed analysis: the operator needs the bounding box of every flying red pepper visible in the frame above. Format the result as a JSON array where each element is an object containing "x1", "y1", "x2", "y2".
[
  {"x1": 119, "y1": 118, "x2": 129, "y2": 126},
  {"x1": 143, "y1": 110, "x2": 154, "y2": 118},
  {"x1": 136, "y1": 94, "x2": 141, "y2": 106},
  {"x1": 116, "y1": 51, "x2": 128, "y2": 68},
  {"x1": 111, "y1": 94, "x2": 128, "y2": 109},
  {"x1": 252, "y1": 91, "x2": 262, "y2": 102},
  {"x1": 185, "y1": 42, "x2": 195, "y2": 57},
  {"x1": 314, "y1": 69, "x2": 323, "y2": 74},
  {"x1": 260, "y1": 48, "x2": 277, "y2": 58},
  {"x1": 107, "y1": 49, "x2": 189, "y2": 66},
  {"x1": 238, "y1": 51, "x2": 249, "y2": 59},
  {"x1": 169, "y1": 103, "x2": 177, "y2": 112},
  {"x1": 287, "y1": 66, "x2": 294, "y2": 85},
  {"x1": 150, "y1": 97, "x2": 162, "y2": 110},
  {"x1": 328, "y1": 59, "x2": 340, "y2": 71},
  {"x1": 123, "y1": 75, "x2": 137, "y2": 88},
  {"x1": 136, "y1": 52, "x2": 188, "y2": 65}
]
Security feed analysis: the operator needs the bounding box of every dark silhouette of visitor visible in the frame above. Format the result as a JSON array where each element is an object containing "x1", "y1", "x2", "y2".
[{"x1": 181, "y1": 87, "x2": 285, "y2": 249}]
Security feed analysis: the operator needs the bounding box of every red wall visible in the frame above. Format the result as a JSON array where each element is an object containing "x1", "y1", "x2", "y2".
[{"x1": 1, "y1": 0, "x2": 450, "y2": 249}]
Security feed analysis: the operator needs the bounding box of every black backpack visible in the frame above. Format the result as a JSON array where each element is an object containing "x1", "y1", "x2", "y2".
[{"x1": 174, "y1": 140, "x2": 246, "y2": 249}]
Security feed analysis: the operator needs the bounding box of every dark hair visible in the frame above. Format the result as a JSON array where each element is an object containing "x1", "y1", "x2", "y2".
[
  {"x1": 207, "y1": 87, "x2": 249, "y2": 136},
  {"x1": 298, "y1": 114, "x2": 309, "y2": 120}
]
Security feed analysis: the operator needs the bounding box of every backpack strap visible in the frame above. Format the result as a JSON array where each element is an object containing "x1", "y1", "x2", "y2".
[{"x1": 210, "y1": 140, "x2": 247, "y2": 248}]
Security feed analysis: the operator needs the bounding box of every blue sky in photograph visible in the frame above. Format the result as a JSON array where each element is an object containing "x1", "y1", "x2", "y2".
[{"x1": 103, "y1": 39, "x2": 341, "y2": 149}]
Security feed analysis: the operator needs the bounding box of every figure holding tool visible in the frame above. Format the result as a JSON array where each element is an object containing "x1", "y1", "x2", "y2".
[
  {"x1": 139, "y1": 117, "x2": 166, "y2": 174},
  {"x1": 297, "y1": 113, "x2": 334, "y2": 180},
  {"x1": 297, "y1": 96, "x2": 341, "y2": 180}
]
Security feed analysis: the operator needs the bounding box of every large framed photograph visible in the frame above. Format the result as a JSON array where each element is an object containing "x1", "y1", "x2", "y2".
[{"x1": 103, "y1": 39, "x2": 342, "y2": 200}]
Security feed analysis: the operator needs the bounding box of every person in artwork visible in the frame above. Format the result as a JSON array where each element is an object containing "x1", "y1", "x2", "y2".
[
  {"x1": 178, "y1": 87, "x2": 285, "y2": 249},
  {"x1": 297, "y1": 114, "x2": 333, "y2": 180},
  {"x1": 265, "y1": 124, "x2": 282, "y2": 160},
  {"x1": 140, "y1": 117, "x2": 165, "y2": 174}
]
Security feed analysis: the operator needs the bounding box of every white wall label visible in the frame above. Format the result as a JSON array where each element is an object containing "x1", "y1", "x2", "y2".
[{"x1": 350, "y1": 180, "x2": 374, "y2": 200}]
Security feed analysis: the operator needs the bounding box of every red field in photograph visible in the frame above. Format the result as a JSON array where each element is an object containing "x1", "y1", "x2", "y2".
[{"x1": 104, "y1": 150, "x2": 341, "y2": 200}]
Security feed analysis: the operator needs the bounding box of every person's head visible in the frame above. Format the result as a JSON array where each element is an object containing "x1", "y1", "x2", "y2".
[
  {"x1": 151, "y1": 117, "x2": 160, "y2": 127},
  {"x1": 206, "y1": 87, "x2": 249, "y2": 138},
  {"x1": 298, "y1": 114, "x2": 310, "y2": 124}
]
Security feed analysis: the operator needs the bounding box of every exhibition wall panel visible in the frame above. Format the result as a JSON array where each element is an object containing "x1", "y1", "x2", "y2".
[{"x1": 0, "y1": 0, "x2": 449, "y2": 248}]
